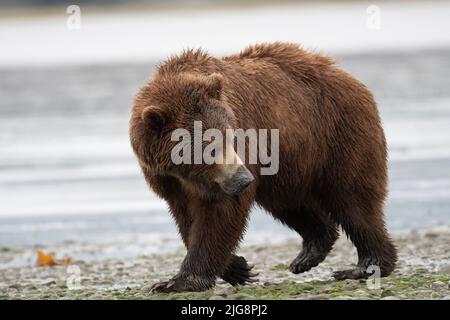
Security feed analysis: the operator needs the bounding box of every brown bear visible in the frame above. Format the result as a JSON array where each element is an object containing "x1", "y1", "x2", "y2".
[{"x1": 129, "y1": 42, "x2": 397, "y2": 292}]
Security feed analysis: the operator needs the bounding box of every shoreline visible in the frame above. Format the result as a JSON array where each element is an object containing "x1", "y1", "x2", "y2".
[{"x1": 1, "y1": 226, "x2": 449, "y2": 299}]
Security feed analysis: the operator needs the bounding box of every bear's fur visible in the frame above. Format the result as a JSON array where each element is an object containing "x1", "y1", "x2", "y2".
[{"x1": 130, "y1": 42, "x2": 397, "y2": 292}]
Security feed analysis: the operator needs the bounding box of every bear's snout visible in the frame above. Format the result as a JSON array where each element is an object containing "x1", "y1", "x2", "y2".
[{"x1": 220, "y1": 165, "x2": 254, "y2": 195}]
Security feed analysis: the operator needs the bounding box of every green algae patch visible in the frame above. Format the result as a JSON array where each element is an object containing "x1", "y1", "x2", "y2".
[{"x1": 269, "y1": 264, "x2": 289, "y2": 271}]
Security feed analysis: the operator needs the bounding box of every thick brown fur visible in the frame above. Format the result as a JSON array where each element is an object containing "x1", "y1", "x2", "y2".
[{"x1": 130, "y1": 42, "x2": 397, "y2": 292}]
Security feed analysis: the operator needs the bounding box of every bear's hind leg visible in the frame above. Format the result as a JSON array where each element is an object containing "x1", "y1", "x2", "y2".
[
  {"x1": 274, "y1": 209, "x2": 339, "y2": 274},
  {"x1": 333, "y1": 204, "x2": 397, "y2": 280}
]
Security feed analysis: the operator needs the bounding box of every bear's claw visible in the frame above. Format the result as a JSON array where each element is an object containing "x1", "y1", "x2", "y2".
[
  {"x1": 333, "y1": 268, "x2": 370, "y2": 280},
  {"x1": 149, "y1": 275, "x2": 215, "y2": 293},
  {"x1": 221, "y1": 255, "x2": 258, "y2": 286},
  {"x1": 150, "y1": 280, "x2": 175, "y2": 293}
]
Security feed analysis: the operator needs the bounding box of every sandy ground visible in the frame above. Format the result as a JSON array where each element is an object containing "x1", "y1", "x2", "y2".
[{"x1": 0, "y1": 227, "x2": 449, "y2": 300}]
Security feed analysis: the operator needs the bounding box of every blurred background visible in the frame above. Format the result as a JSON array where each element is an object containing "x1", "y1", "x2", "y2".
[{"x1": 1, "y1": 0, "x2": 449, "y2": 264}]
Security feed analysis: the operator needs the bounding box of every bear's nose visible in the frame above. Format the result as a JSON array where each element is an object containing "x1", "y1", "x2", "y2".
[
  {"x1": 235, "y1": 166, "x2": 254, "y2": 192},
  {"x1": 221, "y1": 165, "x2": 254, "y2": 195}
]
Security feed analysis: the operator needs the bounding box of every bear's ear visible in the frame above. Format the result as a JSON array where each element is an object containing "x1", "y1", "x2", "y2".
[
  {"x1": 203, "y1": 73, "x2": 223, "y2": 99},
  {"x1": 141, "y1": 105, "x2": 167, "y2": 133}
]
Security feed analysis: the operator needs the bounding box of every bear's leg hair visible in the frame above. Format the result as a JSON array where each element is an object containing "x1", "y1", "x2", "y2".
[
  {"x1": 333, "y1": 203, "x2": 397, "y2": 280},
  {"x1": 151, "y1": 196, "x2": 251, "y2": 292},
  {"x1": 168, "y1": 202, "x2": 257, "y2": 287},
  {"x1": 274, "y1": 208, "x2": 339, "y2": 274},
  {"x1": 145, "y1": 174, "x2": 256, "y2": 289}
]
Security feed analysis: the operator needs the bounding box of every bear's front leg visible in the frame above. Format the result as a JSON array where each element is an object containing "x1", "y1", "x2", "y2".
[
  {"x1": 151, "y1": 197, "x2": 251, "y2": 293},
  {"x1": 221, "y1": 255, "x2": 258, "y2": 286}
]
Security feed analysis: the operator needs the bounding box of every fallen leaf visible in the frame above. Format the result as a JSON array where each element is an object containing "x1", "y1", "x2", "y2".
[
  {"x1": 36, "y1": 250, "x2": 73, "y2": 267},
  {"x1": 36, "y1": 250, "x2": 55, "y2": 267},
  {"x1": 57, "y1": 257, "x2": 73, "y2": 265}
]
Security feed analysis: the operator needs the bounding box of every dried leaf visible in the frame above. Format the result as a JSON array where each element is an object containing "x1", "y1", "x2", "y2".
[
  {"x1": 36, "y1": 250, "x2": 56, "y2": 267},
  {"x1": 36, "y1": 250, "x2": 73, "y2": 267},
  {"x1": 56, "y1": 257, "x2": 73, "y2": 265}
]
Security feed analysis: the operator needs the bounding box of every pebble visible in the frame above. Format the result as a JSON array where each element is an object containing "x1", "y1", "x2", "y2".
[
  {"x1": 381, "y1": 296, "x2": 399, "y2": 300},
  {"x1": 354, "y1": 289, "x2": 368, "y2": 296},
  {"x1": 40, "y1": 279, "x2": 57, "y2": 286},
  {"x1": 431, "y1": 281, "x2": 445, "y2": 289},
  {"x1": 209, "y1": 295, "x2": 225, "y2": 300},
  {"x1": 333, "y1": 295, "x2": 353, "y2": 300},
  {"x1": 442, "y1": 295, "x2": 450, "y2": 300},
  {"x1": 307, "y1": 295, "x2": 329, "y2": 300},
  {"x1": 438, "y1": 265, "x2": 450, "y2": 274}
]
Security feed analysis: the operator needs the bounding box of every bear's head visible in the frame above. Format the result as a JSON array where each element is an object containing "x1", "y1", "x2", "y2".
[{"x1": 130, "y1": 72, "x2": 254, "y2": 197}]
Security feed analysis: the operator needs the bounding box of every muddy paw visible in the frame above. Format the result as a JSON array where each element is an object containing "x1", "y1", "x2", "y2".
[{"x1": 221, "y1": 255, "x2": 258, "y2": 286}]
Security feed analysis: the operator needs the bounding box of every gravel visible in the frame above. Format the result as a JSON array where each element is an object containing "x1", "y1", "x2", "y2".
[{"x1": 0, "y1": 227, "x2": 449, "y2": 300}]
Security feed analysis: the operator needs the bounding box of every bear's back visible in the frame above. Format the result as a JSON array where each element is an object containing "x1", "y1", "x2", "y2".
[{"x1": 224, "y1": 42, "x2": 335, "y2": 79}]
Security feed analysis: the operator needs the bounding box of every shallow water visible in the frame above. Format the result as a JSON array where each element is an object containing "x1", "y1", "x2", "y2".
[{"x1": 0, "y1": 49, "x2": 450, "y2": 249}]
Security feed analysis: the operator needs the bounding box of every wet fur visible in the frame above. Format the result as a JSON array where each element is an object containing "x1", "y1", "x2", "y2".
[{"x1": 130, "y1": 42, "x2": 397, "y2": 292}]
